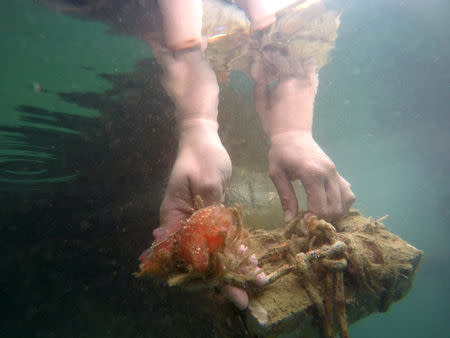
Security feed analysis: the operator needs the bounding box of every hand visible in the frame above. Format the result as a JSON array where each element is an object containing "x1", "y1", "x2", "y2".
[
  {"x1": 155, "y1": 121, "x2": 232, "y2": 241},
  {"x1": 150, "y1": 40, "x2": 230, "y2": 240},
  {"x1": 268, "y1": 131, "x2": 355, "y2": 222},
  {"x1": 222, "y1": 245, "x2": 268, "y2": 310},
  {"x1": 252, "y1": 52, "x2": 355, "y2": 222}
]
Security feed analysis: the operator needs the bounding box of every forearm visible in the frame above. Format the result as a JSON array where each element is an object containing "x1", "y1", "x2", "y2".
[
  {"x1": 256, "y1": 78, "x2": 314, "y2": 140},
  {"x1": 156, "y1": 1, "x2": 219, "y2": 132},
  {"x1": 258, "y1": 103, "x2": 313, "y2": 140},
  {"x1": 174, "y1": 95, "x2": 219, "y2": 134},
  {"x1": 171, "y1": 49, "x2": 219, "y2": 133},
  {"x1": 152, "y1": 46, "x2": 219, "y2": 132},
  {"x1": 158, "y1": 0, "x2": 203, "y2": 50}
]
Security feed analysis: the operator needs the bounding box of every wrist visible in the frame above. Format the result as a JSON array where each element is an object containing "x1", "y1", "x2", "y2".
[
  {"x1": 175, "y1": 103, "x2": 219, "y2": 124},
  {"x1": 167, "y1": 49, "x2": 220, "y2": 123},
  {"x1": 178, "y1": 118, "x2": 219, "y2": 137},
  {"x1": 257, "y1": 100, "x2": 313, "y2": 138},
  {"x1": 264, "y1": 123, "x2": 313, "y2": 140},
  {"x1": 269, "y1": 129, "x2": 313, "y2": 145},
  {"x1": 261, "y1": 116, "x2": 313, "y2": 140},
  {"x1": 256, "y1": 77, "x2": 315, "y2": 138},
  {"x1": 177, "y1": 118, "x2": 224, "y2": 156}
]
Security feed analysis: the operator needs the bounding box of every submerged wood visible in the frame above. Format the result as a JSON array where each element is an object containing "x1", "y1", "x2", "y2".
[
  {"x1": 244, "y1": 210, "x2": 422, "y2": 337},
  {"x1": 136, "y1": 205, "x2": 422, "y2": 337}
]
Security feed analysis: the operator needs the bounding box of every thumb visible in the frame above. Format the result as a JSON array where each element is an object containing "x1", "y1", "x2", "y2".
[
  {"x1": 222, "y1": 285, "x2": 249, "y2": 310},
  {"x1": 159, "y1": 173, "x2": 193, "y2": 233},
  {"x1": 270, "y1": 171, "x2": 298, "y2": 222},
  {"x1": 155, "y1": 202, "x2": 189, "y2": 242},
  {"x1": 159, "y1": 202, "x2": 190, "y2": 232}
]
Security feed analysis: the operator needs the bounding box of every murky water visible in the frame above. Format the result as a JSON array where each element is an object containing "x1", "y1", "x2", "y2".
[{"x1": 1, "y1": 0, "x2": 449, "y2": 337}]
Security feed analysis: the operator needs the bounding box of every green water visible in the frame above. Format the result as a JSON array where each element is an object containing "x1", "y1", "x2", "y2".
[
  {"x1": 0, "y1": 0, "x2": 151, "y2": 185},
  {"x1": 1, "y1": 0, "x2": 449, "y2": 337}
]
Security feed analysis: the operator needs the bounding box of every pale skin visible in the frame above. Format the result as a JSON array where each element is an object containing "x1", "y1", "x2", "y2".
[
  {"x1": 152, "y1": 0, "x2": 355, "y2": 309},
  {"x1": 252, "y1": 51, "x2": 355, "y2": 222},
  {"x1": 149, "y1": 44, "x2": 231, "y2": 242}
]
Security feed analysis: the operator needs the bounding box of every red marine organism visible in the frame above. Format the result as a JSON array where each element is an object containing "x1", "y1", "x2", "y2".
[{"x1": 134, "y1": 197, "x2": 246, "y2": 279}]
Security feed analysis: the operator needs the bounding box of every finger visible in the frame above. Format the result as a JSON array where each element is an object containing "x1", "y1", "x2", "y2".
[
  {"x1": 190, "y1": 174, "x2": 225, "y2": 207},
  {"x1": 303, "y1": 178, "x2": 328, "y2": 219},
  {"x1": 158, "y1": 195, "x2": 192, "y2": 239},
  {"x1": 324, "y1": 174, "x2": 343, "y2": 221},
  {"x1": 158, "y1": 205, "x2": 188, "y2": 238},
  {"x1": 222, "y1": 285, "x2": 249, "y2": 310},
  {"x1": 270, "y1": 170, "x2": 298, "y2": 222},
  {"x1": 338, "y1": 175, "x2": 356, "y2": 212},
  {"x1": 159, "y1": 169, "x2": 194, "y2": 227}
]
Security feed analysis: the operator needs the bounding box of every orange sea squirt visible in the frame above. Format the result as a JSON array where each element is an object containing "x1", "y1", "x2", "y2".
[
  {"x1": 136, "y1": 204, "x2": 235, "y2": 277},
  {"x1": 176, "y1": 205, "x2": 234, "y2": 272}
]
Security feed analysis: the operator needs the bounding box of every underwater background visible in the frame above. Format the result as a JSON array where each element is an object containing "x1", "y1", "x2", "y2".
[{"x1": 1, "y1": 0, "x2": 449, "y2": 337}]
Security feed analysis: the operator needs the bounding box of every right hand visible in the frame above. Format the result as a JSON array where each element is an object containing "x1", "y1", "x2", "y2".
[
  {"x1": 156, "y1": 120, "x2": 232, "y2": 241},
  {"x1": 150, "y1": 42, "x2": 232, "y2": 241}
]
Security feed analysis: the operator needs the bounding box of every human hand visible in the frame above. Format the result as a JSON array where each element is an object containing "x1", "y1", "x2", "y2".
[
  {"x1": 150, "y1": 40, "x2": 231, "y2": 241},
  {"x1": 252, "y1": 52, "x2": 355, "y2": 222},
  {"x1": 222, "y1": 243, "x2": 269, "y2": 310},
  {"x1": 154, "y1": 120, "x2": 232, "y2": 242},
  {"x1": 268, "y1": 131, "x2": 355, "y2": 222}
]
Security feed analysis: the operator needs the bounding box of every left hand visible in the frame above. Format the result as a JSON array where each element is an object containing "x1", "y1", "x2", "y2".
[
  {"x1": 252, "y1": 52, "x2": 355, "y2": 222},
  {"x1": 268, "y1": 131, "x2": 355, "y2": 222}
]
